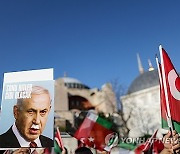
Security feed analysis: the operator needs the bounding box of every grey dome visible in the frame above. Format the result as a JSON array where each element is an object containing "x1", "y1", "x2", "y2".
[
  {"x1": 62, "y1": 77, "x2": 82, "y2": 84},
  {"x1": 62, "y1": 77, "x2": 90, "y2": 89},
  {"x1": 127, "y1": 69, "x2": 159, "y2": 94}
]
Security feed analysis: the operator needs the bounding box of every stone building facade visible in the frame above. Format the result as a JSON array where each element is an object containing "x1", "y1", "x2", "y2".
[{"x1": 121, "y1": 66, "x2": 162, "y2": 137}]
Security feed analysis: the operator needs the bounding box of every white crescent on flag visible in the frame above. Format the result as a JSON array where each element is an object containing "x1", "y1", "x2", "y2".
[
  {"x1": 168, "y1": 69, "x2": 180, "y2": 100},
  {"x1": 80, "y1": 138, "x2": 86, "y2": 143}
]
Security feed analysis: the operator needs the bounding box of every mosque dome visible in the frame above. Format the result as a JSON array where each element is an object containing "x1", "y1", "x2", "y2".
[
  {"x1": 127, "y1": 69, "x2": 159, "y2": 94},
  {"x1": 62, "y1": 77, "x2": 82, "y2": 84},
  {"x1": 61, "y1": 77, "x2": 90, "y2": 89}
]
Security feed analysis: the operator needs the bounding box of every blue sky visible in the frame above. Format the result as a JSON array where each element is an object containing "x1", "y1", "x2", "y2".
[{"x1": 0, "y1": 0, "x2": 180, "y2": 92}]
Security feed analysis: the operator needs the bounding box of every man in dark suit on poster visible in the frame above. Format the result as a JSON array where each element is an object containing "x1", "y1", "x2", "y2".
[{"x1": 0, "y1": 86, "x2": 53, "y2": 148}]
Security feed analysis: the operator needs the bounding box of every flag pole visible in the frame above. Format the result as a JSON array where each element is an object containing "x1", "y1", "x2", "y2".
[
  {"x1": 155, "y1": 55, "x2": 170, "y2": 126},
  {"x1": 56, "y1": 127, "x2": 65, "y2": 151},
  {"x1": 159, "y1": 45, "x2": 174, "y2": 131}
]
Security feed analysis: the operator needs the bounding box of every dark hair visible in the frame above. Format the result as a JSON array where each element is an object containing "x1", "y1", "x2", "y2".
[{"x1": 75, "y1": 147, "x2": 93, "y2": 154}]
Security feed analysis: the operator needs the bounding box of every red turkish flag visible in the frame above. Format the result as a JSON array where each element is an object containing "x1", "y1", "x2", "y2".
[
  {"x1": 160, "y1": 46, "x2": 180, "y2": 122},
  {"x1": 134, "y1": 130, "x2": 164, "y2": 154},
  {"x1": 74, "y1": 112, "x2": 117, "y2": 152},
  {"x1": 157, "y1": 62, "x2": 168, "y2": 127}
]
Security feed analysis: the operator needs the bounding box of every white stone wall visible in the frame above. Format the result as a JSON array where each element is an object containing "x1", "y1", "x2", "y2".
[{"x1": 121, "y1": 85, "x2": 161, "y2": 137}]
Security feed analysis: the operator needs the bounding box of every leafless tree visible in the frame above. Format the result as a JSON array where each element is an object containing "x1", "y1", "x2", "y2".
[
  {"x1": 110, "y1": 78, "x2": 132, "y2": 137},
  {"x1": 110, "y1": 78, "x2": 159, "y2": 137}
]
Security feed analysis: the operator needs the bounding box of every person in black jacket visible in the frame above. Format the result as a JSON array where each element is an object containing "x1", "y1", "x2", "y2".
[{"x1": 0, "y1": 86, "x2": 53, "y2": 148}]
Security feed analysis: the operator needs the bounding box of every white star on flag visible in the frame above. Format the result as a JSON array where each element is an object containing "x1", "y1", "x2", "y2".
[{"x1": 88, "y1": 137, "x2": 94, "y2": 142}]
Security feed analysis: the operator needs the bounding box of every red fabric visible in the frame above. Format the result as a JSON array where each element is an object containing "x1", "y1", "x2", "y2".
[
  {"x1": 134, "y1": 144, "x2": 146, "y2": 154},
  {"x1": 74, "y1": 116, "x2": 113, "y2": 151},
  {"x1": 134, "y1": 130, "x2": 164, "y2": 154},
  {"x1": 161, "y1": 48, "x2": 180, "y2": 122},
  {"x1": 43, "y1": 148, "x2": 52, "y2": 154},
  {"x1": 158, "y1": 62, "x2": 167, "y2": 121},
  {"x1": 153, "y1": 139, "x2": 164, "y2": 154},
  {"x1": 134, "y1": 139, "x2": 164, "y2": 154}
]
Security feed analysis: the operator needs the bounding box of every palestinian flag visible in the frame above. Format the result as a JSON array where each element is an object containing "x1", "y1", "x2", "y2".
[
  {"x1": 157, "y1": 45, "x2": 180, "y2": 133},
  {"x1": 54, "y1": 140, "x2": 62, "y2": 154},
  {"x1": 74, "y1": 112, "x2": 118, "y2": 152},
  {"x1": 54, "y1": 127, "x2": 64, "y2": 154}
]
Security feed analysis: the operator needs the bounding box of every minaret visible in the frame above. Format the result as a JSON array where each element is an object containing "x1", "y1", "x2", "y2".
[
  {"x1": 64, "y1": 72, "x2": 67, "y2": 77},
  {"x1": 137, "y1": 53, "x2": 144, "y2": 74},
  {"x1": 148, "y1": 59, "x2": 154, "y2": 71}
]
